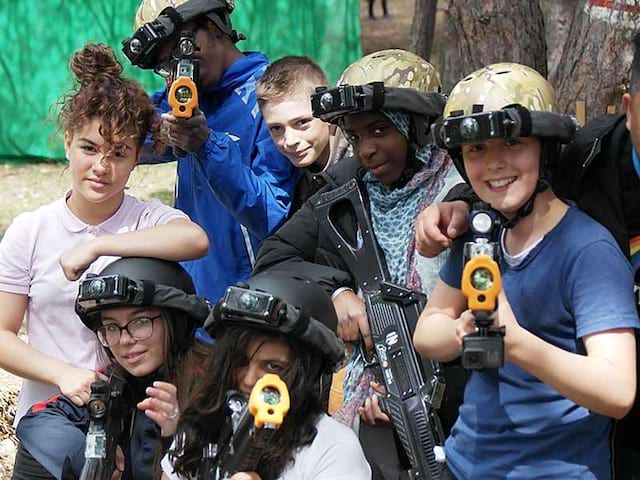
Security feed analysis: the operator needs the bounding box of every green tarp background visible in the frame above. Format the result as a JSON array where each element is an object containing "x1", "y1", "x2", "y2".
[{"x1": 0, "y1": 0, "x2": 361, "y2": 162}]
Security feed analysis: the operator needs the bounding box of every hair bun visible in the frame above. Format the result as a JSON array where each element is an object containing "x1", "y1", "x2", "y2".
[{"x1": 70, "y1": 43, "x2": 123, "y2": 87}]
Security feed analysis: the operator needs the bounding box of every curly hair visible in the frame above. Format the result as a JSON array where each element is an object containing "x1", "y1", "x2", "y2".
[
  {"x1": 58, "y1": 43, "x2": 162, "y2": 155},
  {"x1": 171, "y1": 326, "x2": 325, "y2": 479}
]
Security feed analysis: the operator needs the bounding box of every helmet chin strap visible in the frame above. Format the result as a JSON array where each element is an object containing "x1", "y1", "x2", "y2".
[
  {"x1": 499, "y1": 137, "x2": 557, "y2": 229},
  {"x1": 501, "y1": 179, "x2": 549, "y2": 229}
]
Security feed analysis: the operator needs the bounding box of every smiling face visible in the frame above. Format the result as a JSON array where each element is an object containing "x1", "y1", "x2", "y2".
[
  {"x1": 262, "y1": 97, "x2": 331, "y2": 169},
  {"x1": 342, "y1": 111, "x2": 408, "y2": 186},
  {"x1": 462, "y1": 137, "x2": 541, "y2": 217},
  {"x1": 100, "y1": 306, "x2": 166, "y2": 377},
  {"x1": 234, "y1": 336, "x2": 293, "y2": 396},
  {"x1": 65, "y1": 118, "x2": 139, "y2": 217}
]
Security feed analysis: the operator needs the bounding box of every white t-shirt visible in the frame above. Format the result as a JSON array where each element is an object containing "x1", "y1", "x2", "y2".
[
  {"x1": 0, "y1": 193, "x2": 188, "y2": 423},
  {"x1": 161, "y1": 414, "x2": 371, "y2": 480}
]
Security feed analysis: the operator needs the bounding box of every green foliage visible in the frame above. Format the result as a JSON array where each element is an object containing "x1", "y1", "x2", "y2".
[{"x1": 0, "y1": 0, "x2": 361, "y2": 162}]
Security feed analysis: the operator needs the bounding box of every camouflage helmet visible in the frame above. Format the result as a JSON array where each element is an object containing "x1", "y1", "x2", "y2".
[
  {"x1": 133, "y1": 0, "x2": 235, "y2": 32},
  {"x1": 444, "y1": 62, "x2": 556, "y2": 117},
  {"x1": 338, "y1": 49, "x2": 441, "y2": 93}
]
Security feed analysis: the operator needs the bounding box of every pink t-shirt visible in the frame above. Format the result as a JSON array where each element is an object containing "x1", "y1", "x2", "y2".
[{"x1": 0, "y1": 193, "x2": 188, "y2": 423}]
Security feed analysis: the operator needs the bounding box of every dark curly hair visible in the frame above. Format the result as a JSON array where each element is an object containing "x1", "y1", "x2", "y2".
[
  {"x1": 58, "y1": 43, "x2": 162, "y2": 155},
  {"x1": 171, "y1": 326, "x2": 325, "y2": 479}
]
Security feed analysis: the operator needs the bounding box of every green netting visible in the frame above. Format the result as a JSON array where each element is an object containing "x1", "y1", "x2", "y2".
[{"x1": 0, "y1": 0, "x2": 361, "y2": 163}]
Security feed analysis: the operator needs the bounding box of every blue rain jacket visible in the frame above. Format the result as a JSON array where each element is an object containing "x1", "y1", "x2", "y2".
[{"x1": 143, "y1": 52, "x2": 301, "y2": 302}]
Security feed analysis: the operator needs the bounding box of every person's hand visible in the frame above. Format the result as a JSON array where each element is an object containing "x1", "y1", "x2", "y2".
[
  {"x1": 415, "y1": 201, "x2": 470, "y2": 257},
  {"x1": 454, "y1": 310, "x2": 477, "y2": 349},
  {"x1": 358, "y1": 382, "x2": 390, "y2": 427},
  {"x1": 161, "y1": 109, "x2": 209, "y2": 154},
  {"x1": 227, "y1": 473, "x2": 261, "y2": 480},
  {"x1": 111, "y1": 446, "x2": 125, "y2": 480},
  {"x1": 57, "y1": 366, "x2": 107, "y2": 406},
  {"x1": 332, "y1": 290, "x2": 372, "y2": 350},
  {"x1": 59, "y1": 240, "x2": 100, "y2": 281},
  {"x1": 137, "y1": 381, "x2": 180, "y2": 437}
]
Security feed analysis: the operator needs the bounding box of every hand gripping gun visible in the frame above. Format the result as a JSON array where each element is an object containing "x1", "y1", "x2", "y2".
[
  {"x1": 460, "y1": 202, "x2": 504, "y2": 370},
  {"x1": 199, "y1": 374, "x2": 290, "y2": 479},
  {"x1": 313, "y1": 178, "x2": 446, "y2": 480}
]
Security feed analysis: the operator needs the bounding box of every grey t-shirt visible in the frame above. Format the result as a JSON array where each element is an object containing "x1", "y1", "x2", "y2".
[{"x1": 161, "y1": 414, "x2": 371, "y2": 480}]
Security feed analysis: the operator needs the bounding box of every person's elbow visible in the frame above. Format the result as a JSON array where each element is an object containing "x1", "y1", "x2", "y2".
[
  {"x1": 413, "y1": 319, "x2": 435, "y2": 359},
  {"x1": 607, "y1": 381, "x2": 636, "y2": 419},
  {"x1": 176, "y1": 221, "x2": 209, "y2": 259},
  {"x1": 190, "y1": 224, "x2": 210, "y2": 258}
]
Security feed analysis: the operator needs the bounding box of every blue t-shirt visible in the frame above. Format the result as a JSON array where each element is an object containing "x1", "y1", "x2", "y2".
[{"x1": 440, "y1": 205, "x2": 639, "y2": 479}]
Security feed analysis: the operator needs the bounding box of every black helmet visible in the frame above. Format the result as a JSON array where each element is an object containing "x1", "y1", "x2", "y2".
[
  {"x1": 206, "y1": 271, "x2": 347, "y2": 375},
  {"x1": 75, "y1": 257, "x2": 210, "y2": 342}
]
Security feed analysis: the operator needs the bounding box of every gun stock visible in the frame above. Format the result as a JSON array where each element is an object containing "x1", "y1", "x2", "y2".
[{"x1": 314, "y1": 179, "x2": 446, "y2": 479}]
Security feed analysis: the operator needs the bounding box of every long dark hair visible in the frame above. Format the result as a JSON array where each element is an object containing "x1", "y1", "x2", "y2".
[
  {"x1": 171, "y1": 326, "x2": 325, "y2": 479},
  {"x1": 101, "y1": 308, "x2": 209, "y2": 407}
]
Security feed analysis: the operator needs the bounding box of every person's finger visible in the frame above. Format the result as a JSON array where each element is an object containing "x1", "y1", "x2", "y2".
[
  {"x1": 371, "y1": 395, "x2": 390, "y2": 422},
  {"x1": 448, "y1": 205, "x2": 470, "y2": 237},
  {"x1": 78, "y1": 390, "x2": 90, "y2": 405},
  {"x1": 152, "y1": 381, "x2": 178, "y2": 396},
  {"x1": 424, "y1": 215, "x2": 451, "y2": 245},
  {"x1": 361, "y1": 398, "x2": 374, "y2": 424},
  {"x1": 96, "y1": 371, "x2": 109, "y2": 381},
  {"x1": 146, "y1": 386, "x2": 174, "y2": 404},
  {"x1": 369, "y1": 381, "x2": 386, "y2": 395},
  {"x1": 358, "y1": 312, "x2": 372, "y2": 350},
  {"x1": 69, "y1": 394, "x2": 84, "y2": 407},
  {"x1": 161, "y1": 113, "x2": 177, "y2": 123},
  {"x1": 143, "y1": 407, "x2": 166, "y2": 427}
]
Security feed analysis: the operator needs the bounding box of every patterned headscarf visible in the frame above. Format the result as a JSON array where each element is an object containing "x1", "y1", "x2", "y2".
[{"x1": 334, "y1": 110, "x2": 453, "y2": 429}]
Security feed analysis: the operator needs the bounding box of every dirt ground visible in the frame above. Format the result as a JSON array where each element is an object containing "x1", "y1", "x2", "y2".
[{"x1": 0, "y1": 3, "x2": 417, "y2": 477}]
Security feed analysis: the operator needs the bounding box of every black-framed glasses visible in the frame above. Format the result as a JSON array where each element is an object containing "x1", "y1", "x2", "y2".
[{"x1": 96, "y1": 315, "x2": 162, "y2": 347}]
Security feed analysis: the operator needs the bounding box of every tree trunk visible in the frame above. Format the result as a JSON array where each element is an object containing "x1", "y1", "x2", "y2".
[
  {"x1": 540, "y1": 0, "x2": 579, "y2": 82},
  {"x1": 409, "y1": 0, "x2": 438, "y2": 61},
  {"x1": 552, "y1": 0, "x2": 640, "y2": 121},
  {"x1": 440, "y1": 0, "x2": 547, "y2": 92}
]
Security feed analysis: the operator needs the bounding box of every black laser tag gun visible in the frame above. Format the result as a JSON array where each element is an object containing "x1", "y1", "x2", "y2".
[
  {"x1": 199, "y1": 374, "x2": 290, "y2": 480},
  {"x1": 460, "y1": 202, "x2": 504, "y2": 370},
  {"x1": 79, "y1": 371, "x2": 127, "y2": 480},
  {"x1": 314, "y1": 178, "x2": 446, "y2": 480}
]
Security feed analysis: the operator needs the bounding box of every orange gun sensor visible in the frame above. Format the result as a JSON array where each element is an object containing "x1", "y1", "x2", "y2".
[
  {"x1": 249, "y1": 374, "x2": 290, "y2": 429},
  {"x1": 169, "y1": 77, "x2": 198, "y2": 118},
  {"x1": 461, "y1": 254, "x2": 502, "y2": 312}
]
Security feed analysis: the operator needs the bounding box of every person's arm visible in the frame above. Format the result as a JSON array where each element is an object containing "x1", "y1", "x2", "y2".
[
  {"x1": 60, "y1": 218, "x2": 208, "y2": 281},
  {"x1": 156, "y1": 103, "x2": 300, "y2": 240},
  {"x1": 0, "y1": 292, "x2": 102, "y2": 405},
  {"x1": 253, "y1": 200, "x2": 355, "y2": 293},
  {"x1": 191, "y1": 128, "x2": 300, "y2": 240},
  {"x1": 497, "y1": 290, "x2": 636, "y2": 419},
  {"x1": 413, "y1": 279, "x2": 468, "y2": 362},
  {"x1": 500, "y1": 239, "x2": 639, "y2": 419}
]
